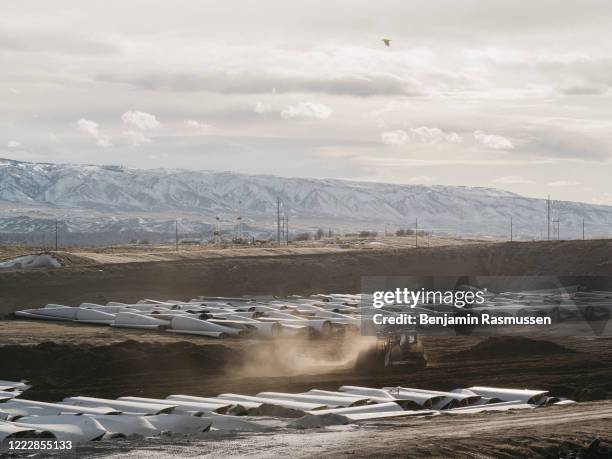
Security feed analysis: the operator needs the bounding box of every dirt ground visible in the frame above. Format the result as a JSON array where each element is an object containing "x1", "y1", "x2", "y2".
[{"x1": 0, "y1": 322, "x2": 611, "y2": 457}]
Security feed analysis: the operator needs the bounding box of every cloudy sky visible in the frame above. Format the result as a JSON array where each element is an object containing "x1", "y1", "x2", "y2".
[{"x1": 1, "y1": 0, "x2": 612, "y2": 204}]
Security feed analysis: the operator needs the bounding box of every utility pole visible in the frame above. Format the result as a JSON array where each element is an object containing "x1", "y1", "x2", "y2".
[
  {"x1": 280, "y1": 214, "x2": 285, "y2": 244},
  {"x1": 552, "y1": 218, "x2": 555, "y2": 240},
  {"x1": 214, "y1": 216, "x2": 221, "y2": 245},
  {"x1": 54, "y1": 219, "x2": 58, "y2": 251},
  {"x1": 175, "y1": 220, "x2": 179, "y2": 251},
  {"x1": 510, "y1": 216, "x2": 513, "y2": 242},
  {"x1": 285, "y1": 214, "x2": 289, "y2": 245},
  {"x1": 415, "y1": 218, "x2": 418, "y2": 248},
  {"x1": 547, "y1": 196, "x2": 551, "y2": 241},
  {"x1": 277, "y1": 198, "x2": 281, "y2": 246},
  {"x1": 582, "y1": 219, "x2": 585, "y2": 241}
]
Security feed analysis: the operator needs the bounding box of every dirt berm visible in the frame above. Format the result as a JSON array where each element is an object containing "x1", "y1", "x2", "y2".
[{"x1": 1, "y1": 240, "x2": 611, "y2": 314}]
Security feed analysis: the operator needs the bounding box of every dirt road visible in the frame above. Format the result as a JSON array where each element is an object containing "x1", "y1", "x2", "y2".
[{"x1": 322, "y1": 402, "x2": 612, "y2": 458}]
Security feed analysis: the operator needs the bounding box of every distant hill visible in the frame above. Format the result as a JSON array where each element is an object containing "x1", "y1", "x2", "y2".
[{"x1": 1, "y1": 157, "x2": 611, "y2": 239}]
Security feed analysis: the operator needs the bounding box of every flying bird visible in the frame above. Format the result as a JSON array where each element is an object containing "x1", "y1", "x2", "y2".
[{"x1": 382, "y1": 38, "x2": 391, "y2": 47}]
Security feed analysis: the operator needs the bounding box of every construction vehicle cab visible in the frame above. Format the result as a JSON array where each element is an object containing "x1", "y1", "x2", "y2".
[{"x1": 356, "y1": 332, "x2": 427, "y2": 371}]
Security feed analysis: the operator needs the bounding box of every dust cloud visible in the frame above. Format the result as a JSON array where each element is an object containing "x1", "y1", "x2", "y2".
[{"x1": 229, "y1": 333, "x2": 377, "y2": 378}]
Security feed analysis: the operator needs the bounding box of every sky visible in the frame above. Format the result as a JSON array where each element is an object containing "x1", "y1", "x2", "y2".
[{"x1": 1, "y1": 0, "x2": 612, "y2": 204}]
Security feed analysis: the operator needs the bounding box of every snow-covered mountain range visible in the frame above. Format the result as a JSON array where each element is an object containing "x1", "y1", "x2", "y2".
[{"x1": 1, "y1": 157, "x2": 611, "y2": 240}]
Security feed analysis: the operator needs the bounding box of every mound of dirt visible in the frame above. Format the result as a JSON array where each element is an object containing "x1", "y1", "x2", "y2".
[
  {"x1": 0, "y1": 340, "x2": 243, "y2": 401},
  {"x1": 447, "y1": 337, "x2": 576, "y2": 360},
  {"x1": 249, "y1": 403, "x2": 306, "y2": 418},
  {"x1": 542, "y1": 438, "x2": 612, "y2": 459}
]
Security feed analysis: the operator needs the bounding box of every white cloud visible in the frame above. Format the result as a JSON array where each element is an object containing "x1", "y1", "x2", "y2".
[
  {"x1": 410, "y1": 127, "x2": 462, "y2": 144},
  {"x1": 547, "y1": 180, "x2": 580, "y2": 187},
  {"x1": 439, "y1": 132, "x2": 462, "y2": 144},
  {"x1": 280, "y1": 102, "x2": 332, "y2": 120},
  {"x1": 184, "y1": 119, "x2": 210, "y2": 129},
  {"x1": 254, "y1": 102, "x2": 274, "y2": 114},
  {"x1": 121, "y1": 110, "x2": 160, "y2": 130},
  {"x1": 9, "y1": 88, "x2": 20, "y2": 95},
  {"x1": 491, "y1": 175, "x2": 534, "y2": 184},
  {"x1": 76, "y1": 118, "x2": 112, "y2": 147},
  {"x1": 124, "y1": 130, "x2": 151, "y2": 146},
  {"x1": 7, "y1": 140, "x2": 22, "y2": 148},
  {"x1": 473, "y1": 130, "x2": 514, "y2": 150},
  {"x1": 381, "y1": 127, "x2": 462, "y2": 145}
]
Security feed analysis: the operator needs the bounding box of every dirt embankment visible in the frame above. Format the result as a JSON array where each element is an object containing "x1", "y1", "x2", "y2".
[
  {"x1": 1, "y1": 240, "x2": 611, "y2": 315},
  {"x1": 0, "y1": 235, "x2": 482, "y2": 265},
  {"x1": 446, "y1": 336, "x2": 576, "y2": 360}
]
